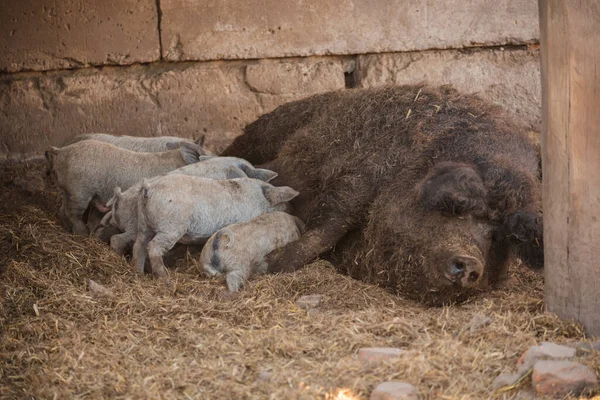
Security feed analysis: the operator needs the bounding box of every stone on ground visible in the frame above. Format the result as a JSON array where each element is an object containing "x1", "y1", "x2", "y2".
[
  {"x1": 532, "y1": 360, "x2": 598, "y2": 397},
  {"x1": 517, "y1": 342, "x2": 576, "y2": 374},
  {"x1": 370, "y1": 381, "x2": 419, "y2": 400}
]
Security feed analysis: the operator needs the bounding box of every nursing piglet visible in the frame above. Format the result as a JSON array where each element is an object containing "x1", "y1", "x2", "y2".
[
  {"x1": 132, "y1": 176, "x2": 299, "y2": 278},
  {"x1": 100, "y1": 157, "x2": 278, "y2": 254},
  {"x1": 45, "y1": 139, "x2": 205, "y2": 235},
  {"x1": 201, "y1": 212, "x2": 305, "y2": 292}
]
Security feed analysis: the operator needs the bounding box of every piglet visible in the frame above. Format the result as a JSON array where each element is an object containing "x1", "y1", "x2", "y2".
[
  {"x1": 100, "y1": 156, "x2": 278, "y2": 255},
  {"x1": 201, "y1": 211, "x2": 305, "y2": 292},
  {"x1": 45, "y1": 139, "x2": 206, "y2": 235},
  {"x1": 132, "y1": 175, "x2": 299, "y2": 278}
]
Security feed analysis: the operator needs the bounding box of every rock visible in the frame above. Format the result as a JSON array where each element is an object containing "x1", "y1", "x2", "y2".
[
  {"x1": 532, "y1": 360, "x2": 598, "y2": 397},
  {"x1": 355, "y1": 49, "x2": 541, "y2": 130},
  {"x1": 0, "y1": 0, "x2": 159, "y2": 72},
  {"x1": 469, "y1": 314, "x2": 493, "y2": 333},
  {"x1": 295, "y1": 295, "x2": 324, "y2": 309},
  {"x1": 358, "y1": 348, "x2": 406, "y2": 364},
  {"x1": 370, "y1": 382, "x2": 419, "y2": 400},
  {"x1": 517, "y1": 342, "x2": 576, "y2": 375},
  {"x1": 492, "y1": 373, "x2": 521, "y2": 390},
  {"x1": 87, "y1": 279, "x2": 113, "y2": 298},
  {"x1": 159, "y1": 0, "x2": 538, "y2": 61},
  {"x1": 572, "y1": 341, "x2": 600, "y2": 357}
]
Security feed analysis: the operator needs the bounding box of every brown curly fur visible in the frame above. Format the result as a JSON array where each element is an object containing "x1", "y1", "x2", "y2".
[{"x1": 222, "y1": 85, "x2": 542, "y2": 305}]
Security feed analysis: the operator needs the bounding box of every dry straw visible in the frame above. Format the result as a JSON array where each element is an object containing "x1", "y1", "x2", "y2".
[{"x1": 1, "y1": 164, "x2": 598, "y2": 399}]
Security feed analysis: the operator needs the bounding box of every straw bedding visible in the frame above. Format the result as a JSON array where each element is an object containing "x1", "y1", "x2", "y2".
[{"x1": 1, "y1": 163, "x2": 598, "y2": 399}]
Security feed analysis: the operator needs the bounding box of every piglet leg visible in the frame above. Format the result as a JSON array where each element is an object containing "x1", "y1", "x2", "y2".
[
  {"x1": 132, "y1": 230, "x2": 153, "y2": 274},
  {"x1": 147, "y1": 232, "x2": 183, "y2": 278}
]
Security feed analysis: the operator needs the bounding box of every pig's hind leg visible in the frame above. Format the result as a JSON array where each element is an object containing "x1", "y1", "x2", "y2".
[
  {"x1": 147, "y1": 231, "x2": 185, "y2": 279},
  {"x1": 65, "y1": 192, "x2": 92, "y2": 235},
  {"x1": 132, "y1": 230, "x2": 153, "y2": 274}
]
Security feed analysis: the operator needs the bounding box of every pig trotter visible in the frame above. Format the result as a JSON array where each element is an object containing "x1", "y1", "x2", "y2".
[{"x1": 266, "y1": 224, "x2": 348, "y2": 274}]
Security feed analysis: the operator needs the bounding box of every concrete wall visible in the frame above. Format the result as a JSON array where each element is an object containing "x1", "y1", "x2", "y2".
[{"x1": 0, "y1": 0, "x2": 541, "y2": 161}]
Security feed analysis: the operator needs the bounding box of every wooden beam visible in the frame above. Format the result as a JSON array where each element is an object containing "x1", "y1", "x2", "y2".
[{"x1": 540, "y1": 0, "x2": 600, "y2": 336}]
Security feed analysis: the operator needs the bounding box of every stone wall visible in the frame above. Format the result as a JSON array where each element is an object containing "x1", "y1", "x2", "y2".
[{"x1": 0, "y1": 0, "x2": 541, "y2": 161}]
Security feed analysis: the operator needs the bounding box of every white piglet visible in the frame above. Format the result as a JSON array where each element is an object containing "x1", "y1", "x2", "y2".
[
  {"x1": 100, "y1": 156, "x2": 278, "y2": 255},
  {"x1": 201, "y1": 211, "x2": 305, "y2": 292},
  {"x1": 132, "y1": 175, "x2": 299, "y2": 278},
  {"x1": 45, "y1": 139, "x2": 207, "y2": 234}
]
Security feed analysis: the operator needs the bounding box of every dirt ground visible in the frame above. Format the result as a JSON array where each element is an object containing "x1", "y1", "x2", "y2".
[{"x1": 1, "y1": 163, "x2": 598, "y2": 400}]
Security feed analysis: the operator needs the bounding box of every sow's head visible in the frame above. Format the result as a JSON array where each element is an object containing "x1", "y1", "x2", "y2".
[{"x1": 362, "y1": 161, "x2": 542, "y2": 305}]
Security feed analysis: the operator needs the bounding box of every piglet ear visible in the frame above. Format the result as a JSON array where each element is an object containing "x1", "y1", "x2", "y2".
[
  {"x1": 262, "y1": 185, "x2": 299, "y2": 205},
  {"x1": 419, "y1": 162, "x2": 488, "y2": 216},
  {"x1": 217, "y1": 229, "x2": 234, "y2": 249},
  {"x1": 249, "y1": 168, "x2": 278, "y2": 182},
  {"x1": 179, "y1": 142, "x2": 203, "y2": 164},
  {"x1": 225, "y1": 166, "x2": 247, "y2": 179}
]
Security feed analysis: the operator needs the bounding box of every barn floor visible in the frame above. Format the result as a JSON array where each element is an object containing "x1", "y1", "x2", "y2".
[{"x1": 1, "y1": 163, "x2": 598, "y2": 400}]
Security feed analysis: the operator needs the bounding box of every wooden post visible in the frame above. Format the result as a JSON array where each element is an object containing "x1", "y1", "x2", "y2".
[{"x1": 539, "y1": 0, "x2": 600, "y2": 336}]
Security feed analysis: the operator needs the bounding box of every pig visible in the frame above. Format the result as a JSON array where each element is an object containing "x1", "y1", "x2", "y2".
[
  {"x1": 221, "y1": 84, "x2": 543, "y2": 305},
  {"x1": 201, "y1": 211, "x2": 305, "y2": 292},
  {"x1": 64, "y1": 133, "x2": 214, "y2": 155},
  {"x1": 132, "y1": 175, "x2": 299, "y2": 278},
  {"x1": 99, "y1": 156, "x2": 278, "y2": 255},
  {"x1": 45, "y1": 139, "x2": 206, "y2": 235}
]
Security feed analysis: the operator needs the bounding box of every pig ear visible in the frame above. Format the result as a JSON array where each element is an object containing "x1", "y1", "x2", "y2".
[
  {"x1": 419, "y1": 162, "x2": 488, "y2": 216},
  {"x1": 217, "y1": 229, "x2": 234, "y2": 249},
  {"x1": 179, "y1": 142, "x2": 203, "y2": 164},
  {"x1": 248, "y1": 168, "x2": 278, "y2": 182},
  {"x1": 198, "y1": 155, "x2": 215, "y2": 162},
  {"x1": 262, "y1": 185, "x2": 299, "y2": 205},
  {"x1": 195, "y1": 135, "x2": 206, "y2": 148},
  {"x1": 225, "y1": 166, "x2": 247, "y2": 179}
]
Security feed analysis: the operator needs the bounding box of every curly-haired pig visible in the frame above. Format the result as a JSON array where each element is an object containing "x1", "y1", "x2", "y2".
[
  {"x1": 45, "y1": 139, "x2": 206, "y2": 235},
  {"x1": 222, "y1": 84, "x2": 543, "y2": 305},
  {"x1": 201, "y1": 211, "x2": 305, "y2": 292},
  {"x1": 99, "y1": 156, "x2": 278, "y2": 255},
  {"x1": 132, "y1": 175, "x2": 299, "y2": 278}
]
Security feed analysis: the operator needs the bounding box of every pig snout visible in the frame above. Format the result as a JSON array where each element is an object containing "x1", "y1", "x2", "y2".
[{"x1": 441, "y1": 254, "x2": 484, "y2": 287}]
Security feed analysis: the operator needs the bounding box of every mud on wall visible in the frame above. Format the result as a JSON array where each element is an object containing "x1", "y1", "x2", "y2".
[{"x1": 0, "y1": 0, "x2": 540, "y2": 161}]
